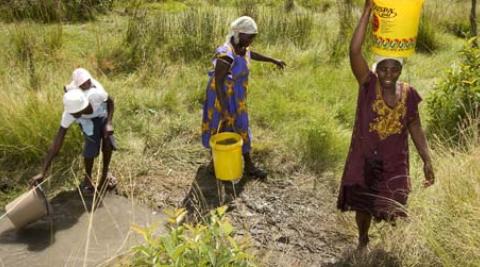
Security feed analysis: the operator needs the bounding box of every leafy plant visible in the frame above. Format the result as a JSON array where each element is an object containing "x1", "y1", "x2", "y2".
[
  {"x1": 131, "y1": 207, "x2": 256, "y2": 267},
  {"x1": 426, "y1": 39, "x2": 480, "y2": 144}
]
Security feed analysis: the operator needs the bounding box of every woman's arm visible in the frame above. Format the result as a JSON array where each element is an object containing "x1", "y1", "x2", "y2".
[
  {"x1": 350, "y1": 0, "x2": 373, "y2": 85},
  {"x1": 250, "y1": 51, "x2": 286, "y2": 69},
  {"x1": 408, "y1": 118, "x2": 435, "y2": 187},
  {"x1": 214, "y1": 56, "x2": 233, "y2": 113}
]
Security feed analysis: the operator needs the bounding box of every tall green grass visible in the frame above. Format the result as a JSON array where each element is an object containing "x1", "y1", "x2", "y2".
[
  {"x1": 0, "y1": 0, "x2": 113, "y2": 23},
  {"x1": 0, "y1": 86, "x2": 82, "y2": 167},
  {"x1": 417, "y1": 14, "x2": 440, "y2": 54},
  {"x1": 97, "y1": 2, "x2": 319, "y2": 75}
]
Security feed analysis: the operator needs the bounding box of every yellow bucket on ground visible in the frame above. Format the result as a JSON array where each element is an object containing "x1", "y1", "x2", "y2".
[
  {"x1": 5, "y1": 186, "x2": 50, "y2": 229},
  {"x1": 372, "y1": 0, "x2": 424, "y2": 57},
  {"x1": 210, "y1": 132, "x2": 244, "y2": 181}
]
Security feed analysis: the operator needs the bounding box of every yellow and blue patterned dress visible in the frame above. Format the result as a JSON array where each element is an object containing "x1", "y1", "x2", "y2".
[{"x1": 201, "y1": 42, "x2": 251, "y2": 153}]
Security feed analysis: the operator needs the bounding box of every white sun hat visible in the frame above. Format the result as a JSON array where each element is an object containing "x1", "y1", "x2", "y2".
[
  {"x1": 63, "y1": 89, "x2": 88, "y2": 114},
  {"x1": 72, "y1": 68, "x2": 92, "y2": 87}
]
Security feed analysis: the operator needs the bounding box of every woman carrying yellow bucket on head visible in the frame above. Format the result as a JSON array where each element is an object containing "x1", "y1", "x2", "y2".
[
  {"x1": 201, "y1": 16, "x2": 286, "y2": 181},
  {"x1": 337, "y1": 0, "x2": 435, "y2": 252}
]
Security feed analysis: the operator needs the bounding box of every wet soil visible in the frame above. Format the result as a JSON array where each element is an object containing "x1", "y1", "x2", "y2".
[{"x1": 0, "y1": 191, "x2": 163, "y2": 267}]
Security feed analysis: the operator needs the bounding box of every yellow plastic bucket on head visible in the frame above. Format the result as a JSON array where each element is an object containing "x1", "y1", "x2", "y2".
[
  {"x1": 372, "y1": 0, "x2": 424, "y2": 58},
  {"x1": 210, "y1": 132, "x2": 244, "y2": 181}
]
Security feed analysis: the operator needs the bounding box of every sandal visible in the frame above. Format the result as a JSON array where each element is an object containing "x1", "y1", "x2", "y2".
[
  {"x1": 246, "y1": 166, "x2": 267, "y2": 180},
  {"x1": 80, "y1": 180, "x2": 96, "y2": 197},
  {"x1": 105, "y1": 173, "x2": 118, "y2": 190}
]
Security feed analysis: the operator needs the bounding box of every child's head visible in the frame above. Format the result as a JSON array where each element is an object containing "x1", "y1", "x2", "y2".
[{"x1": 72, "y1": 68, "x2": 93, "y2": 90}]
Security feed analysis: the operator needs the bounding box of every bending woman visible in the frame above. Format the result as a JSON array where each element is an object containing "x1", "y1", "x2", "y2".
[
  {"x1": 337, "y1": 0, "x2": 435, "y2": 250},
  {"x1": 201, "y1": 16, "x2": 285, "y2": 179}
]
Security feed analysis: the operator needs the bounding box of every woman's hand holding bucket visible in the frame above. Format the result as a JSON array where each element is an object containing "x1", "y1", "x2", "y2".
[{"x1": 29, "y1": 173, "x2": 45, "y2": 187}]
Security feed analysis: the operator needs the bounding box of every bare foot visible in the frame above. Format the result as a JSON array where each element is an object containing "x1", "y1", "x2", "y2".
[
  {"x1": 104, "y1": 172, "x2": 118, "y2": 190},
  {"x1": 356, "y1": 235, "x2": 370, "y2": 254}
]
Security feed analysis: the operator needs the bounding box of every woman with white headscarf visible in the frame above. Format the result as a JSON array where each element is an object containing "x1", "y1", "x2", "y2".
[{"x1": 201, "y1": 16, "x2": 286, "y2": 179}]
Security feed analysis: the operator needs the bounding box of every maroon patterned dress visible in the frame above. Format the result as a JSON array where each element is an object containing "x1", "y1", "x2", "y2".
[{"x1": 337, "y1": 71, "x2": 422, "y2": 221}]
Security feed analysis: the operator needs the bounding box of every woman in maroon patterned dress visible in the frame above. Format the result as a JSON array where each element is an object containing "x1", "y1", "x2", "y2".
[{"x1": 337, "y1": 0, "x2": 435, "y2": 250}]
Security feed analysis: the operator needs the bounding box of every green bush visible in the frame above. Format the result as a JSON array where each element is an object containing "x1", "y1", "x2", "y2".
[
  {"x1": 426, "y1": 40, "x2": 480, "y2": 144},
  {"x1": 298, "y1": 118, "x2": 347, "y2": 174},
  {"x1": 131, "y1": 207, "x2": 256, "y2": 267}
]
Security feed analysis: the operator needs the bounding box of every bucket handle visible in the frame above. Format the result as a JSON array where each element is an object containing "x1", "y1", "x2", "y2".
[
  {"x1": 216, "y1": 120, "x2": 223, "y2": 135},
  {"x1": 36, "y1": 185, "x2": 51, "y2": 216},
  {"x1": 215, "y1": 115, "x2": 238, "y2": 135}
]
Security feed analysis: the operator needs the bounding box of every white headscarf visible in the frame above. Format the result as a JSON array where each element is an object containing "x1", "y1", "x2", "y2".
[
  {"x1": 65, "y1": 68, "x2": 104, "y2": 92},
  {"x1": 372, "y1": 55, "x2": 404, "y2": 72},
  {"x1": 65, "y1": 68, "x2": 95, "y2": 91},
  {"x1": 72, "y1": 68, "x2": 93, "y2": 87},
  {"x1": 226, "y1": 16, "x2": 258, "y2": 44}
]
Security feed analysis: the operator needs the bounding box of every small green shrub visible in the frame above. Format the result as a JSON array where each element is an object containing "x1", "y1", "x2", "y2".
[
  {"x1": 298, "y1": 118, "x2": 347, "y2": 174},
  {"x1": 131, "y1": 207, "x2": 256, "y2": 267},
  {"x1": 426, "y1": 40, "x2": 480, "y2": 144}
]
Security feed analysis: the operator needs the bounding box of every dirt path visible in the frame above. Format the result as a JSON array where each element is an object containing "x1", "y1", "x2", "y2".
[
  {"x1": 0, "y1": 191, "x2": 164, "y2": 267},
  {"x1": 131, "y1": 164, "x2": 356, "y2": 266}
]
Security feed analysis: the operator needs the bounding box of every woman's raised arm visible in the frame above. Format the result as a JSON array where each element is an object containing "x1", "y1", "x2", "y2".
[{"x1": 350, "y1": 0, "x2": 373, "y2": 85}]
